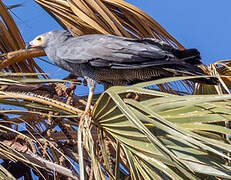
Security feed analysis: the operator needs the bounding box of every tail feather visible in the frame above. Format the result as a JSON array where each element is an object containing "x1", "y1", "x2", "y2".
[
  {"x1": 173, "y1": 48, "x2": 202, "y2": 65},
  {"x1": 173, "y1": 48, "x2": 200, "y2": 59}
]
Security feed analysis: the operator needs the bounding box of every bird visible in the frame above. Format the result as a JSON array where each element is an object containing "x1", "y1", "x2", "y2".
[{"x1": 28, "y1": 30, "x2": 217, "y2": 115}]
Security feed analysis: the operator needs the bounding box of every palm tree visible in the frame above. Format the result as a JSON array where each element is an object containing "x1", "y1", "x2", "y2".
[{"x1": 0, "y1": 0, "x2": 231, "y2": 179}]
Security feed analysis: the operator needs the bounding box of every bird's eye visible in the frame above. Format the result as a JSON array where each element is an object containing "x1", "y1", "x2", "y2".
[{"x1": 37, "y1": 37, "x2": 42, "y2": 41}]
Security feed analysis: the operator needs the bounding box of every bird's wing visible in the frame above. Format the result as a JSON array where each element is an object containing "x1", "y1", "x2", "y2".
[
  {"x1": 53, "y1": 33, "x2": 217, "y2": 85},
  {"x1": 55, "y1": 34, "x2": 177, "y2": 69}
]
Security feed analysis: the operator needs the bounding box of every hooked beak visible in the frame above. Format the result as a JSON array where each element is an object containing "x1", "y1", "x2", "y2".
[
  {"x1": 26, "y1": 41, "x2": 40, "y2": 50},
  {"x1": 26, "y1": 42, "x2": 32, "y2": 50}
]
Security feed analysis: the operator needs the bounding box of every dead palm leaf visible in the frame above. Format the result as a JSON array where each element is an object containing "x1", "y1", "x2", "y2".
[
  {"x1": 0, "y1": 0, "x2": 44, "y2": 75},
  {"x1": 34, "y1": 0, "x2": 183, "y2": 49}
]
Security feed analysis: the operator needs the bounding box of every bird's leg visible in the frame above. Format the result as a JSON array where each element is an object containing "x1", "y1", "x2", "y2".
[
  {"x1": 81, "y1": 77, "x2": 96, "y2": 118},
  {"x1": 81, "y1": 88, "x2": 94, "y2": 119},
  {"x1": 84, "y1": 88, "x2": 94, "y2": 115}
]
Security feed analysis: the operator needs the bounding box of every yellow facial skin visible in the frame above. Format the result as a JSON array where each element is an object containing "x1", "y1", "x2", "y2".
[{"x1": 29, "y1": 35, "x2": 45, "y2": 48}]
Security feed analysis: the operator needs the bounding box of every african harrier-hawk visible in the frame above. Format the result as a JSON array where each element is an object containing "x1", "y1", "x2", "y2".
[{"x1": 29, "y1": 30, "x2": 216, "y2": 114}]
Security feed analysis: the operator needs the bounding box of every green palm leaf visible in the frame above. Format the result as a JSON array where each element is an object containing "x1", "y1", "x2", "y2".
[{"x1": 92, "y1": 78, "x2": 231, "y2": 179}]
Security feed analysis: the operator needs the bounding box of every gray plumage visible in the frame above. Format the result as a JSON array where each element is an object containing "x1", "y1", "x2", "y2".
[{"x1": 30, "y1": 30, "x2": 216, "y2": 91}]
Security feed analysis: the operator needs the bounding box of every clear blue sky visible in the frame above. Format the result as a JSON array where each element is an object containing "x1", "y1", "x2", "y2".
[{"x1": 3, "y1": 0, "x2": 231, "y2": 94}]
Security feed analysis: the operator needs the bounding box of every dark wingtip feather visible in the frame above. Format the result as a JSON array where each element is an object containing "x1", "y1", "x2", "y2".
[
  {"x1": 174, "y1": 49, "x2": 200, "y2": 58},
  {"x1": 174, "y1": 48, "x2": 202, "y2": 65}
]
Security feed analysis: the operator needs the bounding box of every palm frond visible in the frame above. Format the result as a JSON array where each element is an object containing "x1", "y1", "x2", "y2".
[
  {"x1": 0, "y1": 74, "x2": 231, "y2": 179},
  {"x1": 194, "y1": 61, "x2": 231, "y2": 94},
  {"x1": 34, "y1": 0, "x2": 183, "y2": 49},
  {"x1": 0, "y1": 0, "x2": 44, "y2": 75},
  {"x1": 92, "y1": 77, "x2": 231, "y2": 179}
]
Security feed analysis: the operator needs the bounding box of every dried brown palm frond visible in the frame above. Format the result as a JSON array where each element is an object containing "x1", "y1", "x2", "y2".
[
  {"x1": 34, "y1": 0, "x2": 183, "y2": 48},
  {"x1": 0, "y1": 0, "x2": 44, "y2": 75},
  {"x1": 194, "y1": 60, "x2": 231, "y2": 95},
  {"x1": 213, "y1": 60, "x2": 231, "y2": 90},
  {"x1": 1, "y1": 0, "x2": 185, "y2": 71},
  {"x1": 0, "y1": 75, "x2": 84, "y2": 178}
]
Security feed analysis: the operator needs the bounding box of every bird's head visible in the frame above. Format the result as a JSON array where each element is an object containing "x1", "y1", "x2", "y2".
[
  {"x1": 28, "y1": 30, "x2": 73, "y2": 49},
  {"x1": 28, "y1": 34, "x2": 46, "y2": 48}
]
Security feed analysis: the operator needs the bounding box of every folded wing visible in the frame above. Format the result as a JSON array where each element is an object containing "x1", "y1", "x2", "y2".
[{"x1": 56, "y1": 34, "x2": 203, "y2": 75}]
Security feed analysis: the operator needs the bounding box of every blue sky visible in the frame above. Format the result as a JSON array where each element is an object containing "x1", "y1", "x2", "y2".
[{"x1": 3, "y1": 0, "x2": 231, "y2": 94}]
